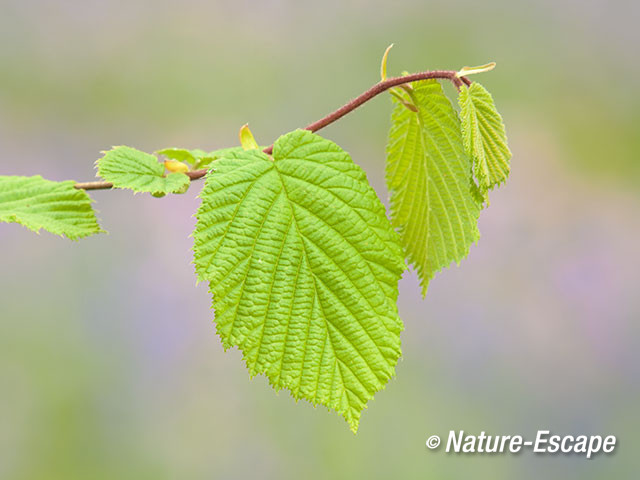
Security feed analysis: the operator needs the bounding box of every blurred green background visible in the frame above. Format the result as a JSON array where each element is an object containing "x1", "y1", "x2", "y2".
[{"x1": 1, "y1": 1, "x2": 638, "y2": 478}]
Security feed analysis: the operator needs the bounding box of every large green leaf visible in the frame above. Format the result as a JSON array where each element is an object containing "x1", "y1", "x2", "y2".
[
  {"x1": 193, "y1": 129, "x2": 405, "y2": 432},
  {"x1": 97, "y1": 146, "x2": 190, "y2": 194},
  {"x1": 0, "y1": 175, "x2": 103, "y2": 240},
  {"x1": 386, "y1": 80, "x2": 482, "y2": 295},
  {"x1": 458, "y1": 81, "x2": 511, "y2": 197}
]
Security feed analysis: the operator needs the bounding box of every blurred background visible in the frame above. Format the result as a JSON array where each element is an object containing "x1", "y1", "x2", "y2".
[{"x1": 1, "y1": 0, "x2": 638, "y2": 478}]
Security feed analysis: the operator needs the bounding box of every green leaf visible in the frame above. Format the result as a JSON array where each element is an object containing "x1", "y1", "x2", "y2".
[
  {"x1": 386, "y1": 80, "x2": 482, "y2": 295},
  {"x1": 97, "y1": 146, "x2": 190, "y2": 194},
  {"x1": 157, "y1": 147, "x2": 244, "y2": 169},
  {"x1": 0, "y1": 175, "x2": 103, "y2": 240},
  {"x1": 156, "y1": 147, "x2": 214, "y2": 168},
  {"x1": 193, "y1": 129, "x2": 405, "y2": 432},
  {"x1": 458, "y1": 82, "x2": 511, "y2": 196}
]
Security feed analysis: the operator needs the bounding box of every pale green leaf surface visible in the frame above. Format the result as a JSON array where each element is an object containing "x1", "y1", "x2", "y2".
[
  {"x1": 156, "y1": 147, "x2": 211, "y2": 165},
  {"x1": 386, "y1": 80, "x2": 482, "y2": 295},
  {"x1": 0, "y1": 175, "x2": 103, "y2": 240},
  {"x1": 458, "y1": 82, "x2": 511, "y2": 196},
  {"x1": 157, "y1": 147, "x2": 244, "y2": 168},
  {"x1": 97, "y1": 146, "x2": 190, "y2": 194},
  {"x1": 193, "y1": 129, "x2": 405, "y2": 432}
]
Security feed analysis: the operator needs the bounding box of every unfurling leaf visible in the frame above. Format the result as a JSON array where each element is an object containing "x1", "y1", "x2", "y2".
[
  {"x1": 0, "y1": 175, "x2": 103, "y2": 240},
  {"x1": 386, "y1": 80, "x2": 482, "y2": 295},
  {"x1": 156, "y1": 148, "x2": 214, "y2": 168},
  {"x1": 456, "y1": 62, "x2": 496, "y2": 77},
  {"x1": 458, "y1": 82, "x2": 512, "y2": 197},
  {"x1": 193, "y1": 129, "x2": 405, "y2": 432},
  {"x1": 157, "y1": 146, "x2": 244, "y2": 169},
  {"x1": 164, "y1": 160, "x2": 190, "y2": 174},
  {"x1": 239, "y1": 124, "x2": 259, "y2": 150},
  {"x1": 380, "y1": 43, "x2": 394, "y2": 81},
  {"x1": 97, "y1": 146, "x2": 190, "y2": 195}
]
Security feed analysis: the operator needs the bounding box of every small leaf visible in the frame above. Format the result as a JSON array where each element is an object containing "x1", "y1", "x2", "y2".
[
  {"x1": 156, "y1": 148, "x2": 215, "y2": 167},
  {"x1": 458, "y1": 82, "x2": 511, "y2": 196},
  {"x1": 456, "y1": 62, "x2": 496, "y2": 77},
  {"x1": 97, "y1": 146, "x2": 190, "y2": 194},
  {"x1": 386, "y1": 80, "x2": 482, "y2": 295},
  {"x1": 380, "y1": 43, "x2": 394, "y2": 81},
  {"x1": 194, "y1": 129, "x2": 405, "y2": 432},
  {"x1": 158, "y1": 147, "x2": 246, "y2": 169},
  {"x1": 0, "y1": 175, "x2": 103, "y2": 240},
  {"x1": 164, "y1": 160, "x2": 190, "y2": 174},
  {"x1": 239, "y1": 124, "x2": 259, "y2": 150}
]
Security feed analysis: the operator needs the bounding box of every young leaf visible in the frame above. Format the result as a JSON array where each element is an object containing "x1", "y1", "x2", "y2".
[
  {"x1": 97, "y1": 146, "x2": 190, "y2": 194},
  {"x1": 458, "y1": 82, "x2": 511, "y2": 196},
  {"x1": 0, "y1": 175, "x2": 103, "y2": 240},
  {"x1": 380, "y1": 43, "x2": 394, "y2": 81},
  {"x1": 456, "y1": 62, "x2": 496, "y2": 77},
  {"x1": 156, "y1": 148, "x2": 214, "y2": 168},
  {"x1": 164, "y1": 160, "x2": 190, "y2": 174},
  {"x1": 239, "y1": 124, "x2": 259, "y2": 150},
  {"x1": 156, "y1": 147, "x2": 244, "y2": 169},
  {"x1": 193, "y1": 129, "x2": 405, "y2": 432},
  {"x1": 386, "y1": 80, "x2": 482, "y2": 295}
]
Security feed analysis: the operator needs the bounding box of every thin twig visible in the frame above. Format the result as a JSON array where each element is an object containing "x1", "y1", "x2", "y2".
[
  {"x1": 75, "y1": 70, "x2": 469, "y2": 190},
  {"x1": 74, "y1": 169, "x2": 208, "y2": 190},
  {"x1": 74, "y1": 180, "x2": 114, "y2": 190}
]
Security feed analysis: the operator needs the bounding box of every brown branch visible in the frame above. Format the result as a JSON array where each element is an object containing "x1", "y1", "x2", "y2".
[
  {"x1": 75, "y1": 70, "x2": 469, "y2": 190},
  {"x1": 74, "y1": 169, "x2": 208, "y2": 191}
]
